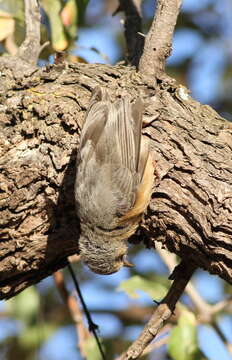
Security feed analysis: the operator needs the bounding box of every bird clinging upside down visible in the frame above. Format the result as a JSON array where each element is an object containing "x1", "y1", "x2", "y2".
[{"x1": 75, "y1": 86, "x2": 154, "y2": 275}]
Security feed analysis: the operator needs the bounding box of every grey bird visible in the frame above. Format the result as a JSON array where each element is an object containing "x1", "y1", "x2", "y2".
[{"x1": 75, "y1": 86, "x2": 153, "y2": 275}]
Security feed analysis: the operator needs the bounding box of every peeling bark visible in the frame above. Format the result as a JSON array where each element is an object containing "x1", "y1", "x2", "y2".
[{"x1": 0, "y1": 62, "x2": 232, "y2": 299}]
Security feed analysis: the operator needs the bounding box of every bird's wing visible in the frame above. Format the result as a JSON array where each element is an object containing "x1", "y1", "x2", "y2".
[
  {"x1": 75, "y1": 87, "x2": 151, "y2": 227},
  {"x1": 79, "y1": 87, "x2": 109, "y2": 153}
]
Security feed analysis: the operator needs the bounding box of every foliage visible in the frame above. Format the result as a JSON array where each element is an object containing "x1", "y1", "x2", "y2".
[
  {"x1": 0, "y1": 0, "x2": 89, "y2": 58},
  {"x1": 118, "y1": 275, "x2": 167, "y2": 300},
  {"x1": 83, "y1": 337, "x2": 105, "y2": 360},
  {"x1": 168, "y1": 309, "x2": 201, "y2": 360}
]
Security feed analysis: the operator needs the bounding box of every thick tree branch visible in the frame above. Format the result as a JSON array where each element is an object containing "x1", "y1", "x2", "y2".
[
  {"x1": 0, "y1": 63, "x2": 232, "y2": 300},
  {"x1": 139, "y1": 0, "x2": 182, "y2": 76},
  {"x1": 0, "y1": 1, "x2": 231, "y2": 358}
]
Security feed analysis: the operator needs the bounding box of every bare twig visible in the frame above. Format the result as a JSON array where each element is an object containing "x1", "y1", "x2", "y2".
[
  {"x1": 156, "y1": 243, "x2": 232, "y2": 321},
  {"x1": 139, "y1": 0, "x2": 182, "y2": 77},
  {"x1": 53, "y1": 270, "x2": 90, "y2": 358},
  {"x1": 17, "y1": 0, "x2": 43, "y2": 65},
  {"x1": 114, "y1": 0, "x2": 144, "y2": 67},
  {"x1": 212, "y1": 321, "x2": 232, "y2": 355},
  {"x1": 156, "y1": 244, "x2": 232, "y2": 355},
  {"x1": 67, "y1": 262, "x2": 106, "y2": 360},
  {"x1": 115, "y1": 325, "x2": 171, "y2": 360},
  {"x1": 155, "y1": 243, "x2": 211, "y2": 313},
  {"x1": 118, "y1": 260, "x2": 196, "y2": 359},
  {"x1": 136, "y1": 324, "x2": 171, "y2": 358}
]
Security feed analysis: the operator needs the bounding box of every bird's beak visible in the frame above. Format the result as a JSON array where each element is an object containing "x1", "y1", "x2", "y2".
[{"x1": 122, "y1": 255, "x2": 134, "y2": 268}]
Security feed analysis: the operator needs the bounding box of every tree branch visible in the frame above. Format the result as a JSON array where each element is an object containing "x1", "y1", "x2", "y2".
[
  {"x1": 53, "y1": 269, "x2": 91, "y2": 358},
  {"x1": 136, "y1": 333, "x2": 169, "y2": 357},
  {"x1": 115, "y1": 0, "x2": 144, "y2": 67},
  {"x1": 1, "y1": 62, "x2": 232, "y2": 299},
  {"x1": 139, "y1": 0, "x2": 182, "y2": 77},
  {"x1": 156, "y1": 242, "x2": 232, "y2": 322},
  {"x1": 118, "y1": 261, "x2": 197, "y2": 359},
  {"x1": 17, "y1": 0, "x2": 42, "y2": 65}
]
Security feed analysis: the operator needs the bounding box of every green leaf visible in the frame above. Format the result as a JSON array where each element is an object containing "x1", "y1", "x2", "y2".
[
  {"x1": 168, "y1": 310, "x2": 200, "y2": 360},
  {"x1": 19, "y1": 323, "x2": 56, "y2": 349},
  {"x1": 7, "y1": 287, "x2": 40, "y2": 325},
  {"x1": 83, "y1": 336, "x2": 105, "y2": 360},
  {"x1": 60, "y1": 0, "x2": 89, "y2": 38},
  {"x1": 60, "y1": 0, "x2": 78, "y2": 39},
  {"x1": 117, "y1": 275, "x2": 167, "y2": 301},
  {"x1": 0, "y1": 0, "x2": 24, "y2": 19},
  {"x1": 41, "y1": 0, "x2": 68, "y2": 51}
]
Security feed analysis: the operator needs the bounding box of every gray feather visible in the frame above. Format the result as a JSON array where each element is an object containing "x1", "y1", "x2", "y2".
[{"x1": 75, "y1": 87, "x2": 147, "y2": 230}]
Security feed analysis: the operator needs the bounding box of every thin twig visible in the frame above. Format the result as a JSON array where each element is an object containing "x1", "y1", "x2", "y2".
[
  {"x1": 114, "y1": 0, "x2": 144, "y2": 67},
  {"x1": 139, "y1": 0, "x2": 182, "y2": 76},
  {"x1": 133, "y1": 324, "x2": 171, "y2": 358},
  {"x1": 156, "y1": 243, "x2": 232, "y2": 321},
  {"x1": 155, "y1": 243, "x2": 211, "y2": 313},
  {"x1": 67, "y1": 262, "x2": 107, "y2": 360},
  {"x1": 212, "y1": 321, "x2": 232, "y2": 355},
  {"x1": 53, "y1": 270, "x2": 90, "y2": 358},
  {"x1": 118, "y1": 260, "x2": 196, "y2": 359}
]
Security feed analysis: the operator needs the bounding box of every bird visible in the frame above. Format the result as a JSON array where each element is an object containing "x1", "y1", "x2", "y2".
[{"x1": 75, "y1": 86, "x2": 154, "y2": 275}]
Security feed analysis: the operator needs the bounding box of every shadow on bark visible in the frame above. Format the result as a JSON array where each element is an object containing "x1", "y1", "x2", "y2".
[{"x1": 45, "y1": 148, "x2": 80, "y2": 271}]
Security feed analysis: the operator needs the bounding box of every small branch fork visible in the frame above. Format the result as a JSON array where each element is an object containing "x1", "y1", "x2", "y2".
[
  {"x1": 156, "y1": 244, "x2": 232, "y2": 355},
  {"x1": 156, "y1": 243, "x2": 232, "y2": 321},
  {"x1": 117, "y1": 260, "x2": 197, "y2": 359},
  {"x1": 139, "y1": 0, "x2": 182, "y2": 77}
]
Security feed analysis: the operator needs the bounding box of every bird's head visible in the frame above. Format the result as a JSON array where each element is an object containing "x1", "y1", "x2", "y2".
[{"x1": 78, "y1": 230, "x2": 134, "y2": 275}]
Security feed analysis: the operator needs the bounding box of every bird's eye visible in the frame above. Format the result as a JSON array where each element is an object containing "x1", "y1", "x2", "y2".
[{"x1": 115, "y1": 225, "x2": 124, "y2": 230}]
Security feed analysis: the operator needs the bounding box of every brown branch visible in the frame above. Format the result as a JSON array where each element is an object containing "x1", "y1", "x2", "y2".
[
  {"x1": 17, "y1": 0, "x2": 42, "y2": 65},
  {"x1": 115, "y1": 0, "x2": 144, "y2": 67},
  {"x1": 139, "y1": 0, "x2": 182, "y2": 77},
  {"x1": 156, "y1": 243, "x2": 211, "y2": 313},
  {"x1": 140, "y1": 333, "x2": 169, "y2": 357},
  {"x1": 118, "y1": 260, "x2": 197, "y2": 359},
  {"x1": 1, "y1": 62, "x2": 232, "y2": 299},
  {"x1": 156, "y1": 243, "x2": 232, "y2": 321},
  {"x1": 53, "y1": 270, "x2": 91, "y2": 358}
]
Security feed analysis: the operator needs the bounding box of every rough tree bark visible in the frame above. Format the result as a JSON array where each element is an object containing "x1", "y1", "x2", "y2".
[
  {"x1": 1, "y1": 60, "x2": 232, "y2": 299},
  {"x1": 0, "y1": 2, "x2": 232, "y2": 358}
]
